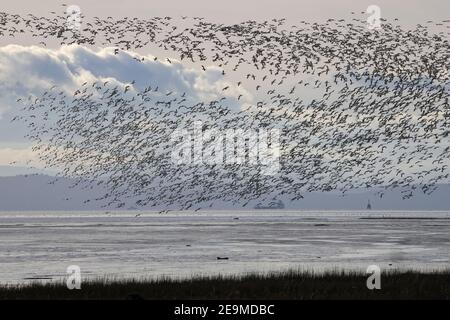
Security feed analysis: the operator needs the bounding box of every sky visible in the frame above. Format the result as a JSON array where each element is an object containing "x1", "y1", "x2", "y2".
[
  {"x1": 0, "y1": 0, "x2": 449, "y2": 175},
  {"x1": 1, "y1": 0, "x2": 449, "y2": 24}
]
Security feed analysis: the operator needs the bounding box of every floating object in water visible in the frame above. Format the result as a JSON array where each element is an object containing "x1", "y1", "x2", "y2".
[{"x1": 254, "y1": 200, "x2": 285, "y2": 210}]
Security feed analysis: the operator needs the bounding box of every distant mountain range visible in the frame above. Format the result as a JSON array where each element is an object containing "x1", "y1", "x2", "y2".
[{"x1": 0, "y1": 173, "x2": 449, "y2": 211}]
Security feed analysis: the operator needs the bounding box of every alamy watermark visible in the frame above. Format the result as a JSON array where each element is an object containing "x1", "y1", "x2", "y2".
[
  {"x1": 366, "y1": 5, "x2": 382, "y2": 30},
  {"x1": 66, "y1": 265, "x2": 82, "y2": 290},
  {"x1": 366, "y1": 265, "x2": 381, "y2": 290},
  {"x1": 66, "y1": 5, "x2": 82, "y2": 32},
  {"x1": 170, "y1": 121, "x2": 281, "y2": 175}
]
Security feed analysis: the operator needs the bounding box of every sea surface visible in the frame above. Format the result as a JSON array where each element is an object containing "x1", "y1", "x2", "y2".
[{"x1": 0, "y1": 210, "x2": 449, "y2": 284}]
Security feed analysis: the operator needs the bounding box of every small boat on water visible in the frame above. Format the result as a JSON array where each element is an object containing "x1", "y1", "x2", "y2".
[{"x1": 254, "y1": 200, "x2": 285, "y2": 210}]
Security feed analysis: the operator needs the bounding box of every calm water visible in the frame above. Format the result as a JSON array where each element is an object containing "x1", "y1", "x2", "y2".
[{"x1": 0, "y1": 210, "x2": 449, "y2": 284}]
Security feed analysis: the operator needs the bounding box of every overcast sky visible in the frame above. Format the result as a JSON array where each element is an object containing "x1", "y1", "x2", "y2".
[{"x1": 1, "y1": 0, "x2": 449, "y2": 24}]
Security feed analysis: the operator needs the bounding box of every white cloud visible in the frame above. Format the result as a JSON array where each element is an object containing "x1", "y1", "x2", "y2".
[
  {"x1": 0, "y1": 44, "x2": 253, "y2": 175},
  {"x1": 0, "y1": 44, "x2": 251, "y2": 118},
  {"x1": 0, "y1": 147, "x2": 41, "y2": 167}
]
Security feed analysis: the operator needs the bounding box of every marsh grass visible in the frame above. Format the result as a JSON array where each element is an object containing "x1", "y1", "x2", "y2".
[{"x1": 1, "y1": 269, "x2": 449, "y2": 300}]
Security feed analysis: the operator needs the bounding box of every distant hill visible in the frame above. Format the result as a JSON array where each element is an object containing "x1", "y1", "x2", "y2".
[
  {"x1": 0, "y1": 174, "x2": 109, "y2": 211},
  {"x1": 283, "y1": 186, "x2": 450, "y2": 211},
  {"x1": 0, "y1": 173, "x2": 449, "y2": 211},
  {"x1": 0, "y1": 165, "x2": 55, "y2": 177}
]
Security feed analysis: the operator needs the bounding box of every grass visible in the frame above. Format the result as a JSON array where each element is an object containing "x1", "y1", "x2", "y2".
[{"x1": 0, "y1": 269, "x2": 449, "y2": 300}]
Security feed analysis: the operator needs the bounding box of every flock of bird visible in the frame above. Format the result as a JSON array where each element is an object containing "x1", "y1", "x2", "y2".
[{"x1": 3, "y1": 7, "x2": 450, "y2": 209}]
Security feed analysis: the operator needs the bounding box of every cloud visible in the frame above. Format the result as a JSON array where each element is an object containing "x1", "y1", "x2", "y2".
[
  {"x1": 0, "y1": 44, "x2": 251, "y2": 118},
  {"x1": 0, "y1": 44, "x2": 253, "y2": 176},
  {"x1": 0, "y1": 146, "x2": 42, "y2": 167}
]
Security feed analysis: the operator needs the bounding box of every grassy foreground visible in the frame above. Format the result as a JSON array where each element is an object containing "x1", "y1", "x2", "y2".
[{"x1": 1, "y1": 270, "x2": 449, "y2": 300}]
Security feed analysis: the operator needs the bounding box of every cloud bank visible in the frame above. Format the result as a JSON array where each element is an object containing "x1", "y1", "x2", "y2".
[
  {"x1": 0, "y1": 44, "x2": 250, "y2": 117},
  {"x1": 0, "y1": 44, "x2": 251, "y2": 170}
]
